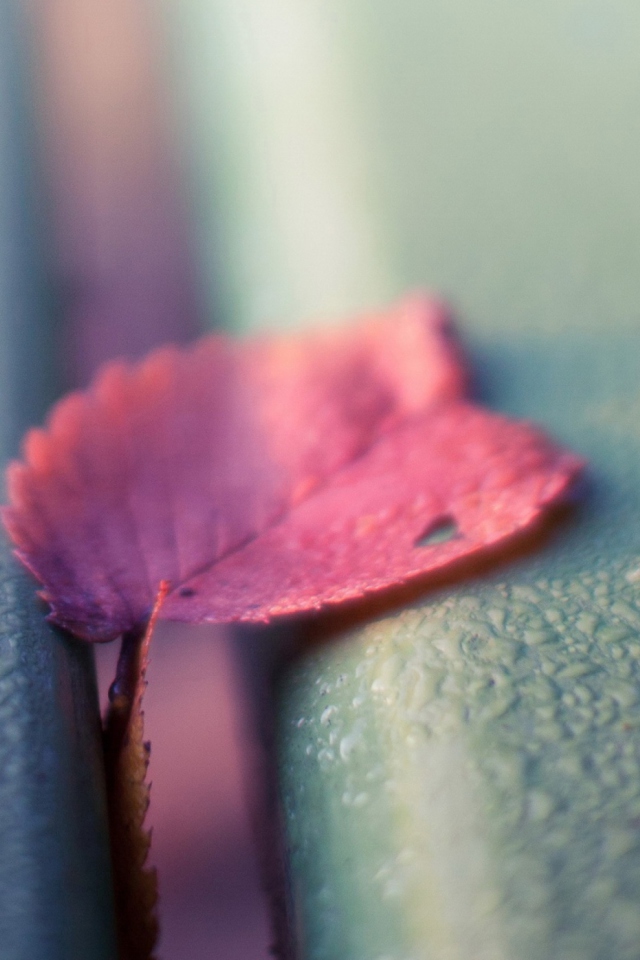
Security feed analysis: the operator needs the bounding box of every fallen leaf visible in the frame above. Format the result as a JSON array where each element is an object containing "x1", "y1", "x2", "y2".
[
  {"x1": 103, "y1": 582, "x2": 168, "y2": 960},
  {"x1": 2, "y1": 295, "x2": 583, "y2": 642}
]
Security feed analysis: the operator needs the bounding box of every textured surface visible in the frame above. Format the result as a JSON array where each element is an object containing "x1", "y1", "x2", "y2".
[
  {"x1": 278, "y1": 333, "x2": 640, "y2": 960},
  {"x1": 0, "y1": 2, "x2": 116, "y2": 956}
]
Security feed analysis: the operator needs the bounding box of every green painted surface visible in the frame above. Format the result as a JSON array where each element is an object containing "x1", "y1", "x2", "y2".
[
  {"x1": 0, "y1": 3, "x2": 117, "y2": 957},
  {"x1": 278, "y1": 333, "x2": 640, "y2": 960},
  {"x1": 161, "y1": 1, "x2": 640, "y2": 956},
  {"x1": 161, "y1": 0, "x2": 640, "y2": 340},
  {"x1": 344, "y1": 0, "x2": 640, "y2": 340},
  {"x1": 0, "y1": 559, "x2": 117, "y2": 960}
]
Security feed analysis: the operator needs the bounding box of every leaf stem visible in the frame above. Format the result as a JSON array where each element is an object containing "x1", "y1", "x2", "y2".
[
  {"x1": 103, "y1": 627, "x2": 158, "y2": 960},
  {"x1": 103, "y1": 585, "x2": 168, "y2": 960}
]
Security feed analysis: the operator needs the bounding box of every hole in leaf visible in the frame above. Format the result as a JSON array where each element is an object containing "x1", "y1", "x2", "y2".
[
  {"x1": 414, "y1": 515, "x2": 459, "y2": 548},
  {"x1": 179, "y1": 587, "x2": 196, "y2": 598}
]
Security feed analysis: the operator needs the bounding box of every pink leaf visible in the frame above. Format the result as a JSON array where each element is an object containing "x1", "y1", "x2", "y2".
[{"x1": 2, "y1": 296, "x2": 582, "y2": 642}]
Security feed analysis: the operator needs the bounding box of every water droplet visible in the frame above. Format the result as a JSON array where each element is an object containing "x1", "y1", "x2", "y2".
[
  {"x1": 612, "y1": 601, "x2": 640, "y2": 628},
  {"x1": 340, "y1": 723, "x2": 364, "y2": 761},
  {"x1": 605, "y1": 828, "x2": 637, "y2": 859},
  {"x1": 626, "y1": 565, "x2": 640, "y2": 583},
  {"x1": 486, "y1": 608, "x2": 506, "y2": 631},
  {"x1": 575, "y1": 613, "x2": 599, "y2": 636},
  {"x1": 320, "y1": 705, "x2": 338, "y2": 725},
  {"x1": 610, "y1": 682, "x2": 638, "y2": 708},
  {"x1": 512, "y1": 585, "x2": 541, "y2": 604},
  {"x1": 528, "y1": 790, "x2": 554, "y2": 821}
]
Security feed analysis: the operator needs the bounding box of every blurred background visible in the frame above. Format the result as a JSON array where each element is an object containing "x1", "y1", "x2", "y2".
[{"x1": 4, "y1": 0, "x2": 640, "y2": 957}]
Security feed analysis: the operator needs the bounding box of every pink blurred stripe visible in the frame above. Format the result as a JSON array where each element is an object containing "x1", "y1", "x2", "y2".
[{"x1": 28, "y1": 0, "x2": 202, "y2": 384}]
